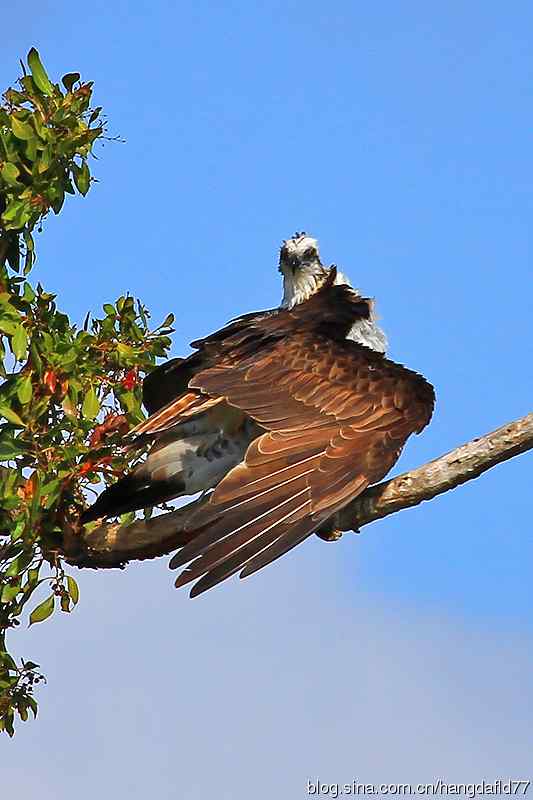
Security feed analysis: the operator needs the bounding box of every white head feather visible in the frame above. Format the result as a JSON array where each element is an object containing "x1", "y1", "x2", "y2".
[{"x1": 278, "y1": 233, "x2": 387, "y2": 353}]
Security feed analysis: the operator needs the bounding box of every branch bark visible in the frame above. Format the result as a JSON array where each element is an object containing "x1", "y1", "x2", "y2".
[{"x1": 64, "y1": 412, "x2": 533, "y2": 569}]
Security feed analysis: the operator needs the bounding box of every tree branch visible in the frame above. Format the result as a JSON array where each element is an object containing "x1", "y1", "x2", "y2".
[{"x1": 64, "y1": 412, "x2": 533, "y2": 569}]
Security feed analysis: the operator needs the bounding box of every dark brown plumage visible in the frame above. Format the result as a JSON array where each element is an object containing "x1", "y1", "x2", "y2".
[{"x1": 123, "y1": 272, "x2": 435, "y2": 596}]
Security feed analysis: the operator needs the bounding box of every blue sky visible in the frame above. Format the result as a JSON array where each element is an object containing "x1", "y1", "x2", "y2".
[{"x1": 2, "y1": 2, "x2": 532, "y2": 795}]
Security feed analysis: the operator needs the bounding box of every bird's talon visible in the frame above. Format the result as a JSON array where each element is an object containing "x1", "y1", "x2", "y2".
[{"x1": 315, "y1": 527, "x2": 343, "y2": 542}]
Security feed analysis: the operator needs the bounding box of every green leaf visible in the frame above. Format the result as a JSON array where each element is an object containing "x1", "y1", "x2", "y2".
[
  {"x1": 2, "y1": 497, "x2": 21, "y2": 511},
  {"x1": 25, "y1": 136, "x2": 38, "y2": 161},
  {"x1": 0, "y1": 652, "x2": 18, "y2": 671},
  {"x1": 29, "y1": 594, "x2": 55, "y2": 626},
  {"x1": 1, "y1": 580, "x2": 21, "y2": 603},
  {"x1": 42, "y1": 477, "x2": 62, "y2": 509},
  {"x1": 2, "y1": 713, "x2": 15, "y2": 737},
  {"x1": 89, "y1": 106, "x2": 102, "y2": 125},
  {"x1": 2, "y1": 199, "x2": 23, "y2": 223},
  {"x1": 23, "y1": 231, "x2": 35, "y2": 253},
  {"x1": 22, "y1": 282, "x2": 36, "y2": 303},
  {"x1": 66, "y1": 576, "x2": 79, "y2": 605},
  {"x1": 1, "y1": 199, "x2": 31, "y2": 231},
  {"x1": 0, "y1": 402, "x2": 25, "y2": 427},
  {"x1": 29, "y1": 342, "x2": 42, "y2": 374},
  {"x1": 0, "y1": 162, "x2": 21, "y2": 187},
  {"x1": 22, "y1": 569, "x2": 42, "y2": 595},
  {"x1": 0, "y1": 434, "x2": 25, "y2": 460},
  {"x1": 20, "y1": 75, "x2": 37, "y2": 94},
  {"x1": 50, "y1": 184, "x2": 65, "y2": 214},
  {"x1": 32, "y1": 113, "x2": 47, "y2": 141},
  {"x1": 10, "y1": 116, "x2": 35, "y2": 141},
  {"x1": 161, "y1": 313, "x2": 175, "y2": 328},
  {"x1": 11, "y1": 324, "x2": 28, "y2": 361},
  {"x1": 16, "y1": 374, "x2": 32, "y2": 404},
  {"x1": 118, "y1": 389, "x2": 135, "y2": 413},
  {"x1": 27, "y1": 696, "x2": 38, "y2": 718},
  {"x1": 117, "y1": 342, "x2": 134, "y2": 358},
  {"x1": 4, "y1": 88, "x2": 27, "y2": 104},
  {"x1": 72, "y1": 161, "x2": 90, "y2": 195},
  {"x1": 103, "y1": 303, "x2": 115, "y2": 316},
  {"x1": 24, "y1": 251, "x2": 35, "y2": 276},
  {"x1": 11, "y1": 519, "x2": 26, "y2": 542},
  {"x1": 81, "y1": 385, "x2": 99, "y2": 419},
  {"x1": 27, "y1": 48, "x2": 54, "y2": 96},
  {"x1": 61, "y1": 394, "x2": 76, "y2": 418},
  {"x1": 62, "y1": 72, "x2": 80, "y2": 92},
  {"x1": 37, "y1": 145, "x2": 52, "y2": 173},
  {"x1": 0, "y1": 318, "x2": 18, "y2": 335},
  {"x1": 6, "y1": 551, "x2": 33, "y2": 578}
]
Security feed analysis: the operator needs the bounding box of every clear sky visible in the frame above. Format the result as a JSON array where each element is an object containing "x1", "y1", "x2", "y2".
[{"x1": 2, "y1": 2, "x2": 532, "y2": 796}]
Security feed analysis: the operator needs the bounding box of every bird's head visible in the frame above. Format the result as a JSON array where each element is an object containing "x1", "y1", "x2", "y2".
[
  {"x1": 277, "y1": 232, "x2": 387, "y2": 352},
  {"x1": 279, "y1": 233, "x2": 323, "y2": 274},
  {"x1": 279, "y1": 232, "x2": 330, "y2": 308}
]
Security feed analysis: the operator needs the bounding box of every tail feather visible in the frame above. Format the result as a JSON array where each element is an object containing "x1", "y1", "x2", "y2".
[
  {"x1": 81, "y1": 409, "x2": 258, "y2": 525},
  {"x1": 80, "y1": 474, "x2": 185, "y2": 524}
]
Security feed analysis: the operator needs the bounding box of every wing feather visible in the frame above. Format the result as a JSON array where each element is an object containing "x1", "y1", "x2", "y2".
[
  {"x1": 233, "y1": 519, "x2": 318, "y2": 581},
  {"x1": 130, "y1": 392, "x2": 223, "y2": 439},
  {"x1": 175, "y1": 487, "x2": 312, "y2": 581},
  {"x1": 167, "y1": 324, "x2": 434, "y2": 594},
  {"x1": 115, "y1": 282, "x2": 435, "y2": 595}
]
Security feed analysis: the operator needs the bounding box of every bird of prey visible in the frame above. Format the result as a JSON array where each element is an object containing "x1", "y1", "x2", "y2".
[{"x1": 81, "y1": 234, "x2": 435, "y2": 596}]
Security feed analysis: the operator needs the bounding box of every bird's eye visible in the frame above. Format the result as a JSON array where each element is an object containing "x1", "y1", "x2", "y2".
[{"x1": 303, "y1": 248, "x2": 315, "y2": 259}]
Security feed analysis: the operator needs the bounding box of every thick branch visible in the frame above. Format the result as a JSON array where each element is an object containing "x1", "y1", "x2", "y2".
[{"x1": 64, "y1": 412, "x2": 533, "y2": 569}]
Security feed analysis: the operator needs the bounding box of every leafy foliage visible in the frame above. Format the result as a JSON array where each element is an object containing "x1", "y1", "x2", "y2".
[
  {"x1": 0, "y1": 48, "x2": 104, "y2": 273},
  {"x1": 0, "y1": 51, "x2": 173, "y2": 736}
]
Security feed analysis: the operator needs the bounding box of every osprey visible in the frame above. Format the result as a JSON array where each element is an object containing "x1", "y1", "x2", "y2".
[{"x1": 81, "y1": 234, "x2": 435, "y2": 596}]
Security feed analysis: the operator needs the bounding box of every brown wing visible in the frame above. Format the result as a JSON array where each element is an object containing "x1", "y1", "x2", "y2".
[
  {"x1": 141, "y1": 357, "x2": 188, "y2": 415},
  {"x1": 169, "y1": 331, "x2": 434, "y2": 596},
  {"x1": 131, "y1": 308, "x2": 282, "y2": 438},
  {"x1": 132, "y1": 275, "x2": 372, "y2": 441},
  {"x1": 131, "y1": 391, "x2": 225, "y2": 438}
]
